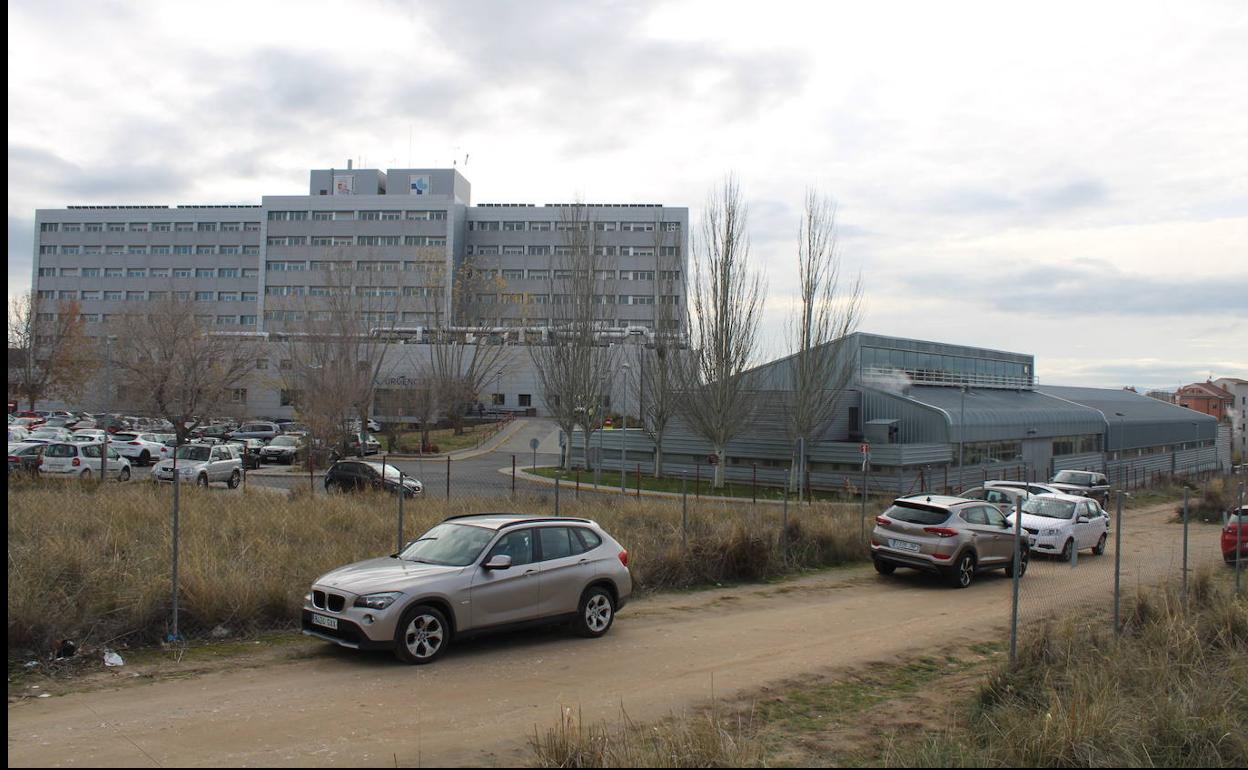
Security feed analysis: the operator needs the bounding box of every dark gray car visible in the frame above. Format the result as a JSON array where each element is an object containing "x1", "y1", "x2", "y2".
[{"x1": 229, "y1": 421, "x2": 282, "y2": 442}]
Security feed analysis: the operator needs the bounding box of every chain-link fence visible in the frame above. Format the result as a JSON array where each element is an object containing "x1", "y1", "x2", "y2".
[{"x1": 1007, "y1": 474, "x2": 1246, "y2": 662}]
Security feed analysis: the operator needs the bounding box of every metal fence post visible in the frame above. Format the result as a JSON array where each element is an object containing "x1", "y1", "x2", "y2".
[
  {"x1": 681, "y1": 472, "x2": 689, "y2": 550},
  {"x1": 1114, "y1": 490, "x2": 1124, "y2": 635},
  {"x1": 1182, "y1": 487, "x2": 1189, "y2": 608},
  {"x1": 1009, "y1": 486, "x2": 1023, "y2": 666},
  {"x1": 398, "y1": 471, "x2": 405, "y2": 553},
  {"x1": 860, "y1": 459, "x2": 869, "y2": 543},
  {"x1": 445, "y1": 455, "x2": 450, "y2": 500},
  {"x1": 782, "y1": 489, "x2": 789, "y2": 563},
  {"x1": 636, "y1": 463, "x2": 641, "y2": 497},
  {"x1": 695, "y1": 464, "x2": 701, "y2": 500},
  {"x1": 575, "y1": 468, "x2": 580, "y2": 499},
  {"x1": 1237, "y1": 483, "x2": 1244, "y2": 595},
  {"x1": 511, "y1": 454, "x2": 516, "y2": 497},
  {"x1": 555, "y1": 474, "x2": 561, "y2": 516},
  {"x1": 752, "y1": 464, "x2": 757, "y2": 504}
]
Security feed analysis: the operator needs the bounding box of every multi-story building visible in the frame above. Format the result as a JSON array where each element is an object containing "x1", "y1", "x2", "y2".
[
  {"x1": 1213, "y1": 376, "x2": 1248, "y2": 462},
  {"x1": 29, "y1": 164, "x2": 689, "y2": 418},
  {"x1": 1176, "y1": 381, "x2": 1234, "y2": 422}
]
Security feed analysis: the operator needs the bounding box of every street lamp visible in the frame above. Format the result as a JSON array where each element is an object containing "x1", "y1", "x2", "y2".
[{"x1": 621, "y1": 361, "x2": 631, "y2": 493}]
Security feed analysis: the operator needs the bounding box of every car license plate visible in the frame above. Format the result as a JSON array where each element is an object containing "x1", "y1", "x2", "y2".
[
  {"x1": 311, "y1": 614, "x2": 338, "y2": 630},
  {"x1": 888, "y1": 538, "x2": 921, "y2": 552}
]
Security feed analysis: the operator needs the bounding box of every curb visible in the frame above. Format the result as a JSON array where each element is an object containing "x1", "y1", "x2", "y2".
[{"x1": 500, "y1": 466, "x2": 797, "y2": 506}]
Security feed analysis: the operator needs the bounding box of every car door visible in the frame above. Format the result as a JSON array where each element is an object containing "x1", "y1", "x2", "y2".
[
  {"x1": 208, "y1": 446, "x2": 230, "y2": 480},
  {"x1": 960, "y1": 506, "x2": 1004, "y2": 564},
  {"x1": 983, "y1": 505, "x2": 1017, "y2": 557},
  {"x1": 470, "y1": 528, "x2": 542, "y2": 628},
  {"x1": 535, "y1": 526, "x2": 598, "y2": 617},
  {"x1": 1077, "y1": 500, "x2": 1102, "y2": 548}
]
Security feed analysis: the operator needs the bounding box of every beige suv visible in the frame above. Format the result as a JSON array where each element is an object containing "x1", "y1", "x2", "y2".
[
  {"x1": 302, "y1": 513, "x2": 633, "y2": 664},
  {"x1": 870, "y1": 495, "x2": 1030, "y2": 588}
]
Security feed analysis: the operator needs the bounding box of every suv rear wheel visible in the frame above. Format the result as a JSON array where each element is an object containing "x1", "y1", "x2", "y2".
[
  {"x1": 393, "y1": 604, "x2": 449, "y2": 665},
  {"x1": 575, "y1": 586, "x2": 616, "y2": 638},
  {"x1": 197, "y1": 473, "x2": 210, "y2": 488},
  {"x1": 873, "y1": 558, "x2": 896, "y2": 575},
  {"x1": 948, "y1": 552, "x2": 976, "y2": 588},
  {"x1": 227, "y1": 470, "x2": 241, "y2": 489},
  {"x1": 1004, "y1": 547, "x2": 1028, "y2": 578}
]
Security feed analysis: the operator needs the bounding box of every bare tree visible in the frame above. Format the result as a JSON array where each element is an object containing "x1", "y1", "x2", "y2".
[
  {"x1": 636, "y1": 214, "x2": 688, "y2": 478},
  {"x1": 276, "y1": 258, "x2": 402, "y2": 458},
  {"x1": 430, "y1": 262, "x2": 512, "y2": 436},
  {"x1": 678, "y1": 177, "x2": 766, "y2": 488},
  {"x1": 529, "y1": 202, "x2": 617, "y2": 470},
  {"x1": 107, "y1": 298, "x2": 255, "y2": 445},
  {"x1": 7, "y1": 293, "x2": 97, "y2": 410},
  {"x1": 784, "y1": 189, "x2": 863, "y2": 498}
]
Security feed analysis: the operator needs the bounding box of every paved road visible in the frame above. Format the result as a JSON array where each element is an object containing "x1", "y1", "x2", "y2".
[{"x1": 8, "y1": 501, "x2": 1223, "y2": 768}]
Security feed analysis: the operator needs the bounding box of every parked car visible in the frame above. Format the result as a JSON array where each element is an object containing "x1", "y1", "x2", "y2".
[
  {"x1": 152, "y1": 443, "x2": 243, "y2": 488},
  {"x1": 226, "y1": 438, "x2": 264, "y2": 470},
  {"x1": 37, "y1": 442, "x2": 131, "y2": 482},
  {"x1": 107, "y1": 432, "x2": 167, "y2": 466},
  {"x1": 260, "y1": 435, "x2": 303, "y2": 465},
  {"x1": 870, "y1": 494, "x2": 1030, "y2": 588},
  {"x1": 348, "y1": 418, "x2": 382, "y2": 433},
  {"x1": 8, "y1": 442, "x2": 45, "y2": 477},
  {"x1": 344, "y1": 433, "x2": 382, "y2": 456},
  {"x1": 302, "y1": 513, "x2": 632, "y2": 664},
  {"x1": 228, "y1": 421, "x2": 282, "y2": 442},
  {"x1": 41, "y1": 417, "x2": 75, "y2": 428},
  {"x1": 28, "y1": 427, "x2": 73, "y2": 443},
  {"x1": 1047, "y1": 470, "x2": 1111, "y2": 504},
  {"x1": 190, "y1": 423, "x2": 231, "y2": 441},
  {"x1": 1222, "y1": 506, "x2": 1247, "y2": 565},
  {"x1": 324, "y1": 459, "x2": 422, "y2": 496},
  {"x1": 1006, "y1": 493, "x2": 1110, "y2": 561},
  {"x1": 960, "y1": 482, "x2": 1066, "y2": 515},
  {"x1": 12, "y1": 416, "x2": 43, "y2": 429},
  {"x1": 8, "y1": 427, "x2": 30, "y2": 444}
]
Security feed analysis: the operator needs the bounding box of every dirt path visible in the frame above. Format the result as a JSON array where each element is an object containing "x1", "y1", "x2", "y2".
[{"x1": 7, "y1": 501, "x2": 1224, "y2": 767}]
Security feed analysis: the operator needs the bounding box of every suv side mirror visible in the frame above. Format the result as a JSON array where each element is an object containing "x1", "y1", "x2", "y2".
[
  {"x1": 483, "y1": 554, "x2": 512, "y2": 570},
  {"x1": 1077, "y1": 516, "x2": 1090, "y2": 524}
]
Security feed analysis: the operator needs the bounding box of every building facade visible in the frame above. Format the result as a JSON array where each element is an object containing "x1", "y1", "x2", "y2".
[
  {"x1": 29, "y1": 164, "x2": 689, "y2": 418},
  {"x1": 1213, "y1": 377, "x2": 1248, "y2": 463}
]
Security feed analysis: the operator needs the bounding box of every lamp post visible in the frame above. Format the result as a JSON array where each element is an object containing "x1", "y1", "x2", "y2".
[{"x1": 620, "y1": 361, "x2": 631, "y2": 493}]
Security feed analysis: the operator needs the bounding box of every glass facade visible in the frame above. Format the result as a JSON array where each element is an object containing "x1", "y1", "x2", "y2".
[{"x1": 860, "y1": 345, "x2": 1031, "y2": 386}]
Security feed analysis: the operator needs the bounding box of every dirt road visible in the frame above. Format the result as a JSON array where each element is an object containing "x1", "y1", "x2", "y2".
[{"x1": 8, "y1": 501, "x2": 1225, "y2": 767}]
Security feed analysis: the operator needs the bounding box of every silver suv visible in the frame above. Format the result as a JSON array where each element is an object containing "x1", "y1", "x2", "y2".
[
  {"x1": 152, "y1": 443, "x2": 243, "y2": 488},
  {"x1": 870, "y1": 495, "x2": 1030, "y2": 588},
  {"x1": 302, "y1": 513, "x2": 633, "y2": 664}
]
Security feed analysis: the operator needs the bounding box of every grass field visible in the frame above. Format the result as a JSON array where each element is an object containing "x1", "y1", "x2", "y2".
[
  {"x1": 379, "y1": 420, "x2": 511, "y2": 454},
  {"x1": 529, "y1": 570, "x2": 1248, "y2": 768},
  {"x1": 7, "y1": 482, "x2": 867, "y2": 655}
]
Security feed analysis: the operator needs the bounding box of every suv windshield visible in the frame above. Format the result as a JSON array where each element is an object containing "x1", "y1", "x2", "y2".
[
  {"x1": 398, "y1": 523, "x2": 496, "y2": 566},
  {"x1": 175, "y1": 446, "x2": 212, "y2": 461},
  {"x1": 271, "y1": 436, "x2": 297, "y2": 446},
  {"x1": 883, "y1": 502, "x2": 951, "y2": 526},
  {"x1": 1053, "y1": 470, "x2": 1095, "y2": 486},
  {"x1": 1023, "y1": 497, "x2": 1077, "y2": 519}
]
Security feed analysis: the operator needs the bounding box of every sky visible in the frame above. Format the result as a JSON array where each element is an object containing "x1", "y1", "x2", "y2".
[{"x1": 8, "y1": 0, "x2": 1247, "y2": 391}]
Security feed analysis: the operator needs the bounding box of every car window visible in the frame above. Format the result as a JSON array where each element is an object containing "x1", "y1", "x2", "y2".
[
  {"x1": 539, "y1": 527, "x2": 575, "y2": 561},
  {"x1": 45, "y1": 444, "x2": 75, "y2": 458},
  {"x1": 883, "y1": 503, "x2": 951, "y2": 525},
  {"x1": 984, "y1": 507, "x2": 1007, "y2": 527},
  {"x1": 82, "y1": 444, "x2": 102, "y2": 458},
  {"x1": 210, "y1": 448, "x2": 225, "y2": 460},
  {"x1": 488, "y1": 529, "x2": 534, "y2": 566},
  {"x1": 574, "y1": 528, "x2": 602, "y2": 552},
  {"x1": 962, "y1": 487, "x2": 985, "y2": 499},
  {"x1": 985, "y1": 490, "x2": 1010, "y2": 504},
  {"x1": 961, "y1": 507, "x2": 988, "y2": 525}
]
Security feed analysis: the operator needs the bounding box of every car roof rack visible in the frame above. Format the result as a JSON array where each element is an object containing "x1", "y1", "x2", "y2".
[{"x1": 442, "y1": 512, "x2": 592, "y2": 528}]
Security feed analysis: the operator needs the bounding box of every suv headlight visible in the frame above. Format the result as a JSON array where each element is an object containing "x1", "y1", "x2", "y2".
[{"x1": 353, "y1": 592, "x2": 402, "y2": 610}]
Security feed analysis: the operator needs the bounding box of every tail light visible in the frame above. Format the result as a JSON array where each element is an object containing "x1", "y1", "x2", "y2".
[
  {"x1": 875, "y1": 516, "x2": 892, "y2": 526},
  {"x1": 923, "y1": 527, "x2": 959, "y2": 538},
  {"x1": 7, "y1": 455, "x2": 17, "y2": 463},
  {"x1": 618, "y1": 549, "x2": 629, "y2": 567},
  {"x1": 72, "y1": 457, "x2": 81, "y2": 467},
  {"x1": 129, "y1": 441, "x2": 141, "y2": 445}
]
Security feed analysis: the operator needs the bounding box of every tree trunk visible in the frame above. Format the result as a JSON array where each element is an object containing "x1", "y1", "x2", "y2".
[
  {"x1": 653, "y1": 434, "x2": 664, "y2": 479},
  {"x1": 581, "y1": 428, "x2": 592, "y2": 472},
  {"x1": 713, "y1": 447, "x2": 726, "y2": 488}
]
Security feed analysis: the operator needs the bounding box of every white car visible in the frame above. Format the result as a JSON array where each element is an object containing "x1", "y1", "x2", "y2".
[
  {"x1": 1006, "y1": 493, "x2": 1110, "y2": 561},
  {"x1": 8, "y1": 427, "x2": 30, "y2": 443},
  {"x1": 73, "y1": 428, "x2": 108, "y2": 440},
  {"x1": 110, "y1": 432, "x2": 169, "y2": 466},
  {"x1": 38, "y1": 441, "x2": 132, "y2": 482},
  {"x1": 28, "y1": 427, "x2": 73, "y2": 443}
]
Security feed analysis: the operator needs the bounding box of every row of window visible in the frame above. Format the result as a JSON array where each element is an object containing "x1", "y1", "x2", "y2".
[
  {"x1": 267, "y1": 210, "x2": 448, "y2": 221},
  {"x1": 260, "y1": 311, "x2": 672, "y2": 330},
  {"x1": 468, "y1": 220, "x2": 679, "y2": 232},
  {"x1": 1052, "y1": 435, "x2": 1103, "y2": 456},
  {"x1": 467, "y1": 245, "x2": 678, "y2": 257},
  {"x1": 41, "y1": 244, "x2": 260, "y2": 256},
  {"x1": 266, "y1": 235, "x2": 447, "y2": 247},
  {"x1": 860, "y1": 346, "x2": 1032, "y2": 381},
  {"x1": 41, "y1": 221, "x2": 261, "y2": 233},
  {"x1": 472, "y1": 294, "x2": 677, "y2": 306},
  {"x1": 42, "y1": 289, "x2": 258, "y2": 302},
  {"x1": 263, "y1": 286, "x2": 440, "y2": 298},
  {"x1": 472, "y1": 268, "x2": 675, "y2": 281},
  {"x1": 67, "y1": 312, "x2": 258, "y2": 326},
  {"x1": 38, "y1": 266, "x2": 259, "y2": 278}
]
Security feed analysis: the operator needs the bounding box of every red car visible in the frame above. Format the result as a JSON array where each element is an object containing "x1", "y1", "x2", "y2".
[{"x1": 1223, "y1": 506, "x2": 1247, "y2": 565}]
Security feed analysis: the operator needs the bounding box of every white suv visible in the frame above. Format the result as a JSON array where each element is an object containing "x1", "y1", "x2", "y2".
[
  {"x1": 152, "y1": 443, "x2": 243, "y2": 488},
  {"x1": 110, "y1": 432, "x2": 168, "y2": 466},
  {"x1": 1007, "y1": 493, "x2": 1110, "y2": 560}
]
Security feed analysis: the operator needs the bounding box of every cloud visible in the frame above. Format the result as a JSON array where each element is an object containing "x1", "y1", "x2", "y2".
[
  {"x1": 897, "y1": 261, "x2": 1248, "y2": 318},
  {"x1": 926, "y1": 176, "x2": 1109, "y2": 217}
]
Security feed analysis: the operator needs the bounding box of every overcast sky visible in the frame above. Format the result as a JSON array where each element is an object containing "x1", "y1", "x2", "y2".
[{"x1": 8, "y1": 0, "x2": 1247, "y2": 391}]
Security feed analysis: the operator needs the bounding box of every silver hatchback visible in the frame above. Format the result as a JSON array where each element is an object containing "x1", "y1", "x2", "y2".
[{"x1": 302, "y1": 513, "x2": 633, "y2": 664}]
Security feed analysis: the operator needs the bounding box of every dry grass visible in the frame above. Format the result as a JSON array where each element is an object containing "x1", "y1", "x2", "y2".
[
  {"x1": 530, "y1": 706, "x2": 765, "y2": 768},
  {"x1": 886, "y1": 569, "x2": 1248, "y2": 767},
  {"x1": 6, "y1": 483, "x2": 866, "y2": 654}
]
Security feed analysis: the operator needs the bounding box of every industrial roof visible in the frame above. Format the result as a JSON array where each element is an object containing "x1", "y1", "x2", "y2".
[
  {"x1": 880, "y1": 385, "x2": 1105, "y2": 443},
  {"x1": 1037, "y1": 385, "x2": 1218, "y2": 450}
]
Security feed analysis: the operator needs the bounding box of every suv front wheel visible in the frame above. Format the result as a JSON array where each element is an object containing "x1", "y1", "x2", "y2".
[{"x1": 393, "y1": 604, "x2": 450, "y2": 665}]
